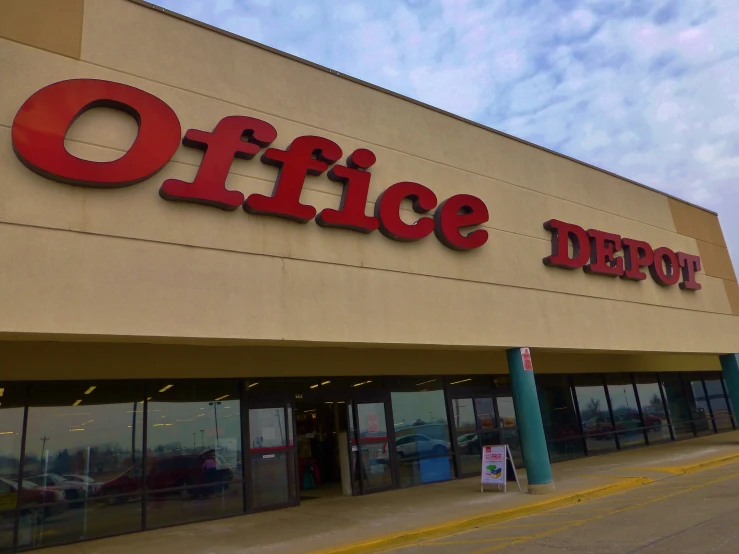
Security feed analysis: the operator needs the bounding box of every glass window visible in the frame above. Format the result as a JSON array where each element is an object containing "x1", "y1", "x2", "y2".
[
  {"x1": 660, "y1": 374, "x2": 695, "y2": 440},
  {"x1": 146, "y1": 380, "x2": 243, "y2": 528},
  {"x1": 452, "y1": 398, "x2": 479, "y2": 476},
  {"x1": 19, "y1": 382, "x2": 144, "y2": 549},
  {"x1": 389, "y1": 378, "x2": 452, "y2": 487},
  {"x1": 686, "y1": 373, "x2": 713, "y2": 436},
  {"x1": 356, "y1": 403, "x2": 388, "y2": 440},
  {"x1": 536, "y1": 375, "x2": 584, "y2": 462},
  {"x1": 703, "y1": 373, "x2": 733, "y2": 432},
  {"x1": 496, "y1": 397, "x2": 523, "y2": 467},
  {"x1": 606, "y1": 374, "x2": 645, "y2": 449},
  {"x1": 634, "y1": 373, "x2": 671, "y2": 444},
  {"x1": 0, "y1": 384, "x2": 24, "y2": 553},
  {"x1": 723, "y1": 378, "x2": 735, "y2": 416},
  {"x1": 573, "y1": 375, "x2": 617, "y2": 455}
]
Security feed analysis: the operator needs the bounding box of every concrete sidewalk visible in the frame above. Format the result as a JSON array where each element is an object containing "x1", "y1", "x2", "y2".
[{"x1": 44, "y1": 432, "x2": 739, "y2": 554}]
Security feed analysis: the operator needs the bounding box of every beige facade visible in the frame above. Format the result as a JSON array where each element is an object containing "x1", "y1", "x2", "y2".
[{"x1": 1, "y1": 0, "x2": 738, "y2": 380}]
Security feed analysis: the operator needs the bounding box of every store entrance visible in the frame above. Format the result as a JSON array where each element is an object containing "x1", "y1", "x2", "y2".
[
  {"x1": 294, "y1": 397, "x2": 352, "y2": 500},
  {"x1": 250, "y1": 378, "x2": 399, "y2": 503}
]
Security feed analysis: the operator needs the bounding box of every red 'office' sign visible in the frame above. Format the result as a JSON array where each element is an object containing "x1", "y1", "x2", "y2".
[
  {"x1": 11, "y1": 79, "x2": 489, "y2": 252},
  {"x1": 543, "y1": 219, "x2": 702, "y2": 291}
]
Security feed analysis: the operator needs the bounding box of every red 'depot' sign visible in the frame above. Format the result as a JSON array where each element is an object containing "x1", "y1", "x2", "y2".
[
  {"x1": 11, "y1": 79, "x2": 489, "y2": 252},
  {"x1": 543, "y1": 219, "x2": 702, "y2": 291}
]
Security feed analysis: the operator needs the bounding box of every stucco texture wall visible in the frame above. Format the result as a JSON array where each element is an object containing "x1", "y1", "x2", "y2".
[{"x1": 1, "y1": 0, "x2": 738, "y2": 355}]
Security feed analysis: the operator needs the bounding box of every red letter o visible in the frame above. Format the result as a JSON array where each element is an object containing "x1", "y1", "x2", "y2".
[
  {"x1": 649, "y1": 247, "x2": 680, "y2": 286},
  {"x1": 12, "y1": 79, "x2": 181, "y2": 188}
]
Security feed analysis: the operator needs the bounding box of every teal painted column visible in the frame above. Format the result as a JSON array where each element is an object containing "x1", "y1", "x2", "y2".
[
  {"x1": 506, "y1": 348, "x2": 554, "y2": 494},
  {"x1": 719, "y1": 354, "x2": 739, "y2": 425}
]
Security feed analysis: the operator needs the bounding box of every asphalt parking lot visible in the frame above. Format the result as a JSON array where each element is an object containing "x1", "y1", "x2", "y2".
[{"x1": 381, "y1": 459, "x2": 739, "y2": 553}]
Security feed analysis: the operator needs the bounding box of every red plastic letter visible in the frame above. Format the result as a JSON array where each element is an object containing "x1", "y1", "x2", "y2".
[
  {"x1": 621, "y1": 238, "x2": 654, "y2": 281},
  {"x1": 434, "y1": 194, "x2": 489, "y2": 251},
  {"x1": 374, "y1": 182, "x2": 437, "y2": 242},
  {"x1": 584, "y1": 229, "x2": 624, "y2": 276},
  {"x1": 542, "y1": 220, "x2": 590, "y2": 269},
  {"x1": 677, "y1": 252, "x2": 702, "y2": 291},
  {"x1": 160, "y1": 116, "x2": 277, "y2": 210},
  {"x1": 649, "y1": 247, "x2": 680, "y2": 286},
  {"x1": 12, "y1": 79, "x2": 181, "y2": 187},
  {"x1": 316, "y1": 149, "x2": 379, "y2": 233},
  {"x1": 244, "y1": 136, "x2": 342, "y2": 223}
]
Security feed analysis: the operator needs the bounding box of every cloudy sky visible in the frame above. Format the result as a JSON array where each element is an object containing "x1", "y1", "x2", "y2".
[{"x1": 150, "y1": 0, "x2": 739, "y2": 260}]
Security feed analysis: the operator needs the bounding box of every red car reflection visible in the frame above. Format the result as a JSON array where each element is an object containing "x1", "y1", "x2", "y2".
[
  {"x1": 0, "y1": 477, "x2": 67, "y2": 520},
  {"x1": 97, "y1": 450, "x2": 234, "y2": 503}
]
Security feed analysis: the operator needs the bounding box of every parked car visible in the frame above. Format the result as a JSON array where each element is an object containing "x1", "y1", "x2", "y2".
[
  {"x1": 583, "y1": 417, "x2": 613, "y2": 439},
  {"x1": 25, "y1": 474, "x2": 86, "y2": 508},
  {"x1": 0, "y1": 478, "x2": 67, "y2": 520},
  {"x1": 395, "y1": 434, "x2": 450, "y2": 459},
  {"x1": 62, "y1": 474, "x2": 102, "y2": 496},
  {"x1": 457, "y1": 433, "x2": 480, "y2": 454},
  {"x1": 98, "y1": 449, "x2": 234, "y2": 503},
  {"x1": 613, "y1": 413, "x2": 642, "y2": 433},
  {"x1": 643, "y1": 413, "x2": 663, "y2": 432}
]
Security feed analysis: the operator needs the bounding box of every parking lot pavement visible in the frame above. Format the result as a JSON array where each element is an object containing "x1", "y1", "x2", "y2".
[{"x1": 381, "y1": 460, "x2": 739, "y2": 554}]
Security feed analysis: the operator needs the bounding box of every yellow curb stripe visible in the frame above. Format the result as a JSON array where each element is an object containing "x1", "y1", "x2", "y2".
[
  {"x1": 424, "y1": 536, "x2": 532, "y2": 546},
  {"x1": 309, "y1": 478, "x2": 650, "y2": 554},
  {"x1": 620, "y1": 451, "x2": 739, "y2": 476}
]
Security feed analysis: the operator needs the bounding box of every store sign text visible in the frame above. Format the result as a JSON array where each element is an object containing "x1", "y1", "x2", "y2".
[
  {"x1": 543, "y1": 219, "x2": 702, "y2": 291},
  {"x1": 11, "y1": 79, "x2": 489, "y2": 251}
]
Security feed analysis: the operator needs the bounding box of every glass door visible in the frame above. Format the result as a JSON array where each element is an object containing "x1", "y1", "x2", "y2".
[
  {"x1": 451, "y1": 396, "x2": 500, "y2": 477},
  {"x1": 245, "y1": 401, "x2": 298, "y2": 512},
  {"x1": 496, "y1": 396, "x2": 524, "y2": 467},
  {"x1": 349, "y1": 395, "x2": 396, "y2": 494},
  {"x1": 450, "y1": 396, "x2": 501, "y2": 477}
]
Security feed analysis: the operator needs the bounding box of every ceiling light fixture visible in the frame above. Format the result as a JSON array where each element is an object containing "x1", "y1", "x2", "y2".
[
  {"x1": 416, "y1": 379, "x2": 437, "y2": 386},
  {"x1": 214, "y1": 394, "x2": 230, "y2": 401},
  {"x1": 84, "y1": 386, "x2": 96, "y2": 395},
  {"x1": 73, "y1": 399, "x2": 83, "y2": 406},
  {"x1": 158, "y1": 384, "x2": 174, "y2": 393},
  {"x1": 449, "y1": 378, "x2": 472, "y2": 385},
  {"x1": 0, "y1": 388, "x2": 4, "y2": 397},
  {"x1": 321, "y1": 380, "x2": 331, "y2": 385},
  {"x1": 248, "y1": 382, "x2": 259, "y2": 388},
  {"x1": 310, "y1": 384, "x2": 319, "y2": 389}
]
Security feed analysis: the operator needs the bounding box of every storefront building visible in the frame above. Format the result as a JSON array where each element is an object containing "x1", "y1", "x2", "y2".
[{"x1": 2, "y1": 0, "x2": 739, "y2": 551}]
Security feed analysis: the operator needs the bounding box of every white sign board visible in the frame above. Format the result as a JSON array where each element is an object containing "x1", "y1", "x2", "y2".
[
  {"x1": 480, "y1": 444, "x2": 521, "y2": 493},
  {"x1": 481, "y1": 446, "x2": 507, "y2": 485}
]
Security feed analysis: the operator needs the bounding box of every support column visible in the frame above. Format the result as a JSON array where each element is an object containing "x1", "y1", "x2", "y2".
[
  {"x1": 719, "y1": 354, "x2": 739, "y2": 425},
  {"x1": 506, "y1": 348, "x2": 554, "y2": 494}
]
